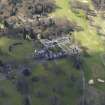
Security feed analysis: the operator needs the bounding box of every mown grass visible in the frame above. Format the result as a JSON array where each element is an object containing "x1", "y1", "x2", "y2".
[{"x1": 0, "y1": 37, "x2": 34, "y2": 60}]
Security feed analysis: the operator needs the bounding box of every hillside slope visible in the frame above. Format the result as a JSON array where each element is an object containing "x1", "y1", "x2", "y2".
[{"x1": 0, "y1": 0, "x2": 105, "y2": 105}]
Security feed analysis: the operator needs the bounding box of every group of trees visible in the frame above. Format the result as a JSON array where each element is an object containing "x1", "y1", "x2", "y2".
[
  {"x1": 92, "y1": 0, "x2": 105, "y2": 10},
  {"x1": 0, "y1": 0, "x2": 82, "y2": 41},
  {"x1": 70, "y1": 0, "x2": 90, "y2": 12},
  {"x1": 12, "y1": 0, "x2": 56, "y2": 18},
  {"x1": 0, "y1": 0, "x2": 56, "y2": 18},
  {"x1": 70, "y1": 0, "x2": 98, "y2": 17},
  {"x1": 0, "y1": 0, "x2": 57, "y2": 40},
  {"x1": 5, "y1": 17, "x2": 78, "y2": 40},
  {"x1": 29, "y1": 0, "x2": 56, "y2": 15},
  {"x1": 40, "y1": 18, "x2": 78, "y2": 39}
]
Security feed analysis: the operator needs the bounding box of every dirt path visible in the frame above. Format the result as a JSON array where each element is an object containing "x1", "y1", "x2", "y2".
[{"x1": 81, "y1": 69, "x2": 86, "y2": 105}]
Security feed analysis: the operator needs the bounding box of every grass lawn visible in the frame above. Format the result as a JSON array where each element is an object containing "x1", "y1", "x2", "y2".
[{"x1": 0, "y1": 37, "x2": 34, "y2": 60}]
